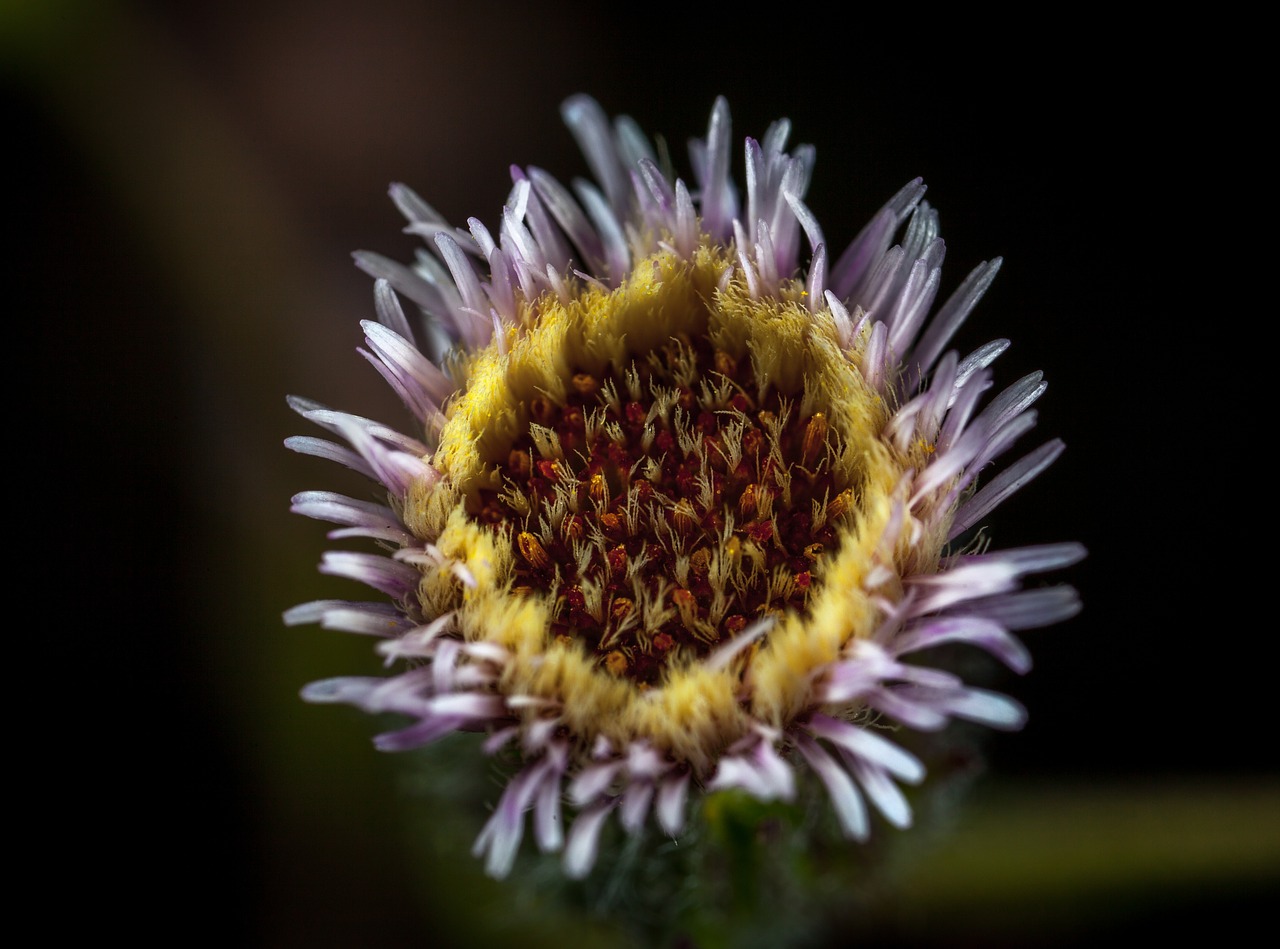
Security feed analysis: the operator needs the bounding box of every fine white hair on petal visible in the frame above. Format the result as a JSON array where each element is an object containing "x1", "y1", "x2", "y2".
[
  {"x1": 753, "y1": 219, "x2": 780, "y2": 292},
  {"x1": 806, "y1": 714, "x2": 925, "y2": 784},
  {"x1": 895, "y1": 684, "x2": 1028, "y2": 732},
  {"x1": 863, "y1": 687, "x2": 950, "y2": 732}
]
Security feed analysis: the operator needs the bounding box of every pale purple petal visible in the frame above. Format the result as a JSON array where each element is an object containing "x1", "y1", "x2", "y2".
[
  {"x1": 950, "y1": 439, "x2": 1066, "y2": 539},
  {"x1": 807, "y1": 714, "x2": 925, "y2": 783},
  {"x1": 563, "y1": 800, "x2": 617, "y2": 880},
  {"x1": 283, "y1": 599, "x2": 413, "y2": 637},
  {"x1": 796, "y1": 733, "x2": 869, "y2": 840},
  {"x1": 655, "y1": 771, "x2": 690, "y2": 837}
]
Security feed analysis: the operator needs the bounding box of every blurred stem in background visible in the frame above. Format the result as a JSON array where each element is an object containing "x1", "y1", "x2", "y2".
[{"x1": 7, "y1": 2, "x2": 1277, "y2": 945}]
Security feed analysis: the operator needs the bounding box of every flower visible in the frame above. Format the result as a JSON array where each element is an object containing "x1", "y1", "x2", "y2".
[{"x1": 286, "y1": 94, "x2": 1083, "y2": 881}]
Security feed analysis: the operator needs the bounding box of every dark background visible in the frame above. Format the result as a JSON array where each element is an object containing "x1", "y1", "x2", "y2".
[{"x1": 11, "y1": 2, "x2": 1271, "y2": 946}]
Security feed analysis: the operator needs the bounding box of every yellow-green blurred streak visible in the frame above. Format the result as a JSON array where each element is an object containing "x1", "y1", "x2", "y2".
[{"x1": 875, "y1": 778, "x2": 1280, "y2": 937}]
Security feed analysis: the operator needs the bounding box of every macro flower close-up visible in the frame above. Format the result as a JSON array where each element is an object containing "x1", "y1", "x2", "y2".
[{"x1": 286, "y1": 93, "x2": 1084, "y2": 886}]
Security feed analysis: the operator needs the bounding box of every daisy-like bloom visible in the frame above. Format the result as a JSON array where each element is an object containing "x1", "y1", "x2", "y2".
[{"x1": 287, "y1": 95, "x2": 1083, "y2": 880}]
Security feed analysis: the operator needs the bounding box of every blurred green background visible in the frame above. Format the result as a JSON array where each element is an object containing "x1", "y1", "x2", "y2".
[{"x1": 11, "y1": 2, "x2": 1274, "y2": 945}]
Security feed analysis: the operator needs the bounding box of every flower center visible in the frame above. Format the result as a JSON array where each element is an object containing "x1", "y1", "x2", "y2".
[
  {"x1": 478, "y1": 330, "x2": 852, "y2": 687},
  {"x1": 417, "y1": 246, "x2": 900, "y2": 745}
]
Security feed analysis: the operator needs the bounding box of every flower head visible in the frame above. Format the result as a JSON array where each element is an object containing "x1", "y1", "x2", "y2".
[{"x1": 286, "y1": 95, "x2": 1083, "y2": 880}]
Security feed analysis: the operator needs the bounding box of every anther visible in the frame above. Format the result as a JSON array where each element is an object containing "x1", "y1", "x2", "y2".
[
  {"x1": 802, "y1": 413, "x2": 827, "y2": 466},
  {"x1": 507, "y1": 448, "x2": 532, "y2": 478},
  {"x1": 607, "y1": 544, "x2": 627, "y2": 575},
  {"x1": 611, "y1": 597, "x2": 634, "y2": 622},
  {"x1": 530, "y1": 396, "x2": 556, "y2": 425},
  {"x1": 723, "y1": 536, "x2": 741, "y2": 563},
  {"x1": 589, "y1": 472, "x2": 610, "y2": 508},
  {"x1": 672, "y1": 588, "x2": 700, "y2": 630},
  {"x1": 561, "y1": 514, "x2": 585, "y2": 542},
  {"x1": 713, "y1": 350, "x2": 737, "y2": 377},
  {"x1": 604, "y1": 650, "x2": 628, "y2": 677},
  {"x1": 517, "y1": 531, "x2": 550, "y2": 569},
  {"x1": 690, "y1": 548, "x2": 711, "y2": 576},
  {"x1": 671, "y1": 499, "x2": 698, "y2": 533},
  {"x1": 827, "y1": 488, "x2": 854, "y2": 520}
]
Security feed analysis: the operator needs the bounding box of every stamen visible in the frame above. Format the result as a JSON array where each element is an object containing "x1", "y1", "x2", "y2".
[{"x1": 480, "y1": 337, "x2": 854, "y2": 685}]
